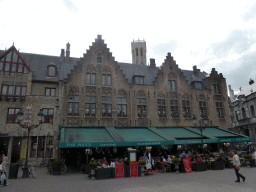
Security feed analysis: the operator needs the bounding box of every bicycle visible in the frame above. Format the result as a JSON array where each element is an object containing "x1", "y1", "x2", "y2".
[
  {"x1": 39, "y1": 159, "x2": 48, "y2": 167},
  {"x1": 22, "y1": 164, "x2": 36, "y2": 178},
  {"x1": 60, "y1": 159, "x2": 67, "y2": 174}
]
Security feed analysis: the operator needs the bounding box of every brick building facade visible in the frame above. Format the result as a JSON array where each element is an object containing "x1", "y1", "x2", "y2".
[{"x1": 0, "y1": 35, "x2": 232, "y2": 164}]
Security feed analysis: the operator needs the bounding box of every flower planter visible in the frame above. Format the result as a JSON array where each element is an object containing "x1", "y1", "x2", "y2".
[
  {"x1": 211, "y1": 161, "x2": 224, "y2": 170},
  {"x1": 90, "y1": 169, "x2": 96, "y2": 180},
  {"x1": 174, "y1": 163, "x2": 180, "y2": 173},
  {"x1": 194, "y1": 162, "x2": 207, "y2": 172}
]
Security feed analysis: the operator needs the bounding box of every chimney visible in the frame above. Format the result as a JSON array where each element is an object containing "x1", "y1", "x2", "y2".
[
  {"x1": 193, "y1": 65, "x2": 199, "y2": 76},
  {"x1": 65, "y1": 42, "x2": 70, "y2": 63},
  {"x1": 149, "y1": 58, "x2": 156, "y2": 69},
  {"x1": 60, "y1": 49, "x2": 65, "y2": 60}
]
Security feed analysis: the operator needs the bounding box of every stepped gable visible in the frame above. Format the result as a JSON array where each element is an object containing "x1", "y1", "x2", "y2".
[{"x1": 0, "y1": 49, "x2": 80, "y2": 82}]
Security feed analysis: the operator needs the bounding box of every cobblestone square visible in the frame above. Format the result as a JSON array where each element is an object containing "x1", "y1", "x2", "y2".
[{"x1": 2, "y1": 167, "x2": 256, "y2": 192}]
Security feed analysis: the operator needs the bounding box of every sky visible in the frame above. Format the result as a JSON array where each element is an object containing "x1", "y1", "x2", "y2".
[{"x1": 0, "y1": 0, "x2": 256, "y2": 94}]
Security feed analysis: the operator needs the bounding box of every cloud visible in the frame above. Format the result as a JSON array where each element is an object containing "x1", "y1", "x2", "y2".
[
  {"x1": 150, "y1": 40, "x2": 178, "y2": 58},
  {"x1": 62, "y1": 0, "x2": 79, "y2": 13},
  {"x1": 242, "y1": 2, "x2": 256, "y2": 22}
]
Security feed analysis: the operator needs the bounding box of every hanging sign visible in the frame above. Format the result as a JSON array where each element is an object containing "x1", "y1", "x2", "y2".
[
  {"x1": 24, "y1": 104, "x2": 32, "y2": 125},
  {"x1": 115, "y1": 162, "x2": 124, "y2": 178}
]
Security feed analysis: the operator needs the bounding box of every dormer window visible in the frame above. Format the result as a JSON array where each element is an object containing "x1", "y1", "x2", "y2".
[
  {"x1": 47, "y1": 65, "x2": 57, "y2": 77},
  {"x1": 194, "y1": 82, "x2": 203, "y2": 89},
  {"x1": 97, "y1": 53, "x2": 102, "y2": 63},
  {"x1": 135, "y1": 76, "x2": 144, "y2": 84}
]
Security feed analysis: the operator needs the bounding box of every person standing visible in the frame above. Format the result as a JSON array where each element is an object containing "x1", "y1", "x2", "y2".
[
  {"x1": 232, "y1": 151, "x2": 245, "y2": 182},
  {"x1": 1, "y1": 157, "x2": 9, "y2": 186}
]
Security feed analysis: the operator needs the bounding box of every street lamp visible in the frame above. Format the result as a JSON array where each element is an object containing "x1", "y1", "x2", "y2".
[
  {"x1": 193, "y1": 115, "x2": 208, "y2": 155},
  {"x1": 17, "y1": 109, "x2": 44, "y2": 178}
]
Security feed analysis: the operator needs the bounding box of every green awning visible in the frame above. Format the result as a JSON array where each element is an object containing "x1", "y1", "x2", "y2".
[{"x1": 59, "y1": 126, "x2": 252, "y2": 148}]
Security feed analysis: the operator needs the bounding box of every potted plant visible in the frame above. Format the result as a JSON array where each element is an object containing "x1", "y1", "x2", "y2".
[
  {"x1": 51, "y1": 160, "x2": 63, "y2": 175},
  {"x1": 138, "y1": 160, "x2": 146, "y2": 176},
  {"x1": 243, "y1": 154, "x2": 252, "y2": 168},
  {"x1": 172, "y1": 157, "x2": 180, "y2": 173},
  {"x1": 88, "y1": 162, "x2": 97, "y2": 179}
]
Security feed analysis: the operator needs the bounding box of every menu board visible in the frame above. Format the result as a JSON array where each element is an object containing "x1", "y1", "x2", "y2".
[
  {"x1": 115, "y1": 162, "x2": 124, "y2": 178},
  {"x1": 130, "y1": 152, "x2": 136, "y2": 162},
  {"x1": 130, "y1": 162, "x2": 138, "y2": 177},
  {"x1": 183, "y1": 159, "x2": 192, "y2": 173}
]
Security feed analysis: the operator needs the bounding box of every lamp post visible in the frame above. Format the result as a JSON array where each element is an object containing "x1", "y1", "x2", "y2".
[
  {"x1": 193, "y1": 115, "x2": 208, "y2": 154},
  {"x1": 17, "y1": 109, "x2": 44, "y2": 178}
]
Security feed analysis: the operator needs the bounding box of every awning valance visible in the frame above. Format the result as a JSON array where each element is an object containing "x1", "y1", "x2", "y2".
[{"x1": 59, "y1": 126, "x2": 252, "y2": 148}]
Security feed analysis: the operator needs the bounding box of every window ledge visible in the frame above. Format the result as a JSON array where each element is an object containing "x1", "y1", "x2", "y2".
[
  {"x1": 137, "y1": 116, "x2": 148, "y2": 119},
  {"x1": 101, "y1": 116, "x2": 113, "y2": 119},
  {"x1": 67, "y1": 116, "x2": 80, "y2": 117},
  {"x1": 117, "y1": 117, "x2": 128, "y2": 118},
  {"x1": 85, "y1": 85, "x2": 96, "y2": 87}
]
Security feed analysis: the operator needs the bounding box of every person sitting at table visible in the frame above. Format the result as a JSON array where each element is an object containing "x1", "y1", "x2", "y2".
[
  {"x1": 101, "y1": 157, "x2": 109, "y2": 165},
  {"x1": 110, "y1": 159, "x2": 115, "y2": 168},
  {"x1": 197, "y1": 155, "x2": 203, "y2": 163},
  {"x1": 167, "y1": 155, "x2": 172, "y2": 163},
  {"x1": 161, "y1": 156, "x2": 167, "y2": 163}
]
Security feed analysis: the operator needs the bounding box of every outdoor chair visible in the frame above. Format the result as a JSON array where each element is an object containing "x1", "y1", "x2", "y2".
[{"x1": 160, "y1": 162, "x2": 171, "y2": 173}]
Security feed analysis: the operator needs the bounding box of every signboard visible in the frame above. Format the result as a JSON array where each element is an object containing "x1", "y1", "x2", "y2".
[
  {"x1": 24, "y1": 104, "x2": 32, "y2": 125},
  {"x1": 130, "y1": 162, "x2": 138, "y2": 177},
  {"x1": 183, "y1": 158, "x2": 192, "y2": 173},
  {"x1": 115, "y1": 162, "x2": 124, "y2": 178}
]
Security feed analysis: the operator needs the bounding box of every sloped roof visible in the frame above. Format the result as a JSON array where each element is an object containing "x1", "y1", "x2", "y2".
[
  {"x1": 118, "y1": 62, "x2": 159, "y2": 85},
  {"x1": 0, "y1": 48, "x2": 207, "y2": 85}
]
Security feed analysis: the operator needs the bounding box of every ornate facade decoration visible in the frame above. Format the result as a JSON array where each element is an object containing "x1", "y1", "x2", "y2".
[
  {"x1": 169, "y1": 92, "x2": 177, "y2": 99},
  {"x1": 117, "y1": 118, "x2": 128, "y2": 127},
  {"x1": 102, "y1": 66, "x2": 111, "y2": 73},
  {"x1": 137, "y1": 90, "x2": 146, "y2": 97},
  {"x1": 182, "y1": 93, "x2": 190, "y2": 100},
  {"x1": 86, "y1": 65, "x2": 97, "y2": 73},
  {"x1": 85, "y1": 86, "x2": 96, "y2": 94},
  {"x1": 117, "y1": 89, "x2": 127, "y2": 97},
  {"x1": 68, "y1": 85, "x2": 79, "y2": 94},
  {"x1": 168, "y1": 72, "x2": 176, "y2": 79},
  {"x1": 102, "y1": 87, "x2": 112, "y2": 95},
  {"x1": 198, "y1": 94, "x2": 205, "y2": 100},
  {"x1": 157, "y1": 91, "x2": 165, "y2": 98}
]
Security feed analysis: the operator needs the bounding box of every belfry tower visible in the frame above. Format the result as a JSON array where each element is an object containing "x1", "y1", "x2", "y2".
[{"x1": 131, "y1": 39, "x2": 147, "y2": 65}]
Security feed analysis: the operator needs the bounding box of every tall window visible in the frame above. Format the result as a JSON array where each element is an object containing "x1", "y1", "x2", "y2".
[
  {"x1": 86, "y1": 73, "x2": 96, "y2": 85},
  {"x1": 135, "y1": 76, "x2": 144, "y2": 84},
  {"x1": 194, "y1": 82, "x2": 203, "y2": 89},
  {"x1": 102, "y1": 74, "x2": 111, "y2": 86},
  {"x1": 137, "y1": 98, "x2": 146, "y2": 117},
  {"x1": 47, "y1": 66, "x2": 57, "y2": 77},
  {"x1": 102, "y1": 96, "x2": 112, "y2": 117},
  {"x1": 136, "y1": 48, "x2": 138, "y2": 56},
  {"x1": 182, "y1": 100, "x2": 191, "y2": 118},
  {"x1": 85, "y1": 95, "x2": 96, "y2": 117},
  {"x1": 242, "y1": 107, "x2": 247, "y2": 119},
  {"x1": 140, "y1": 48, "x2": 143, "y2": 56},
  {"x1": 15, "y1": 86, "x2": 26, "y2": 96},
  {"x1": 216, "y1": 102, "x2": 224, "y2": 118},
  {"x1": 213, "y1": 84, "x2": 220, "y2": 94},
  {"x1": 0, "y1": 50, "x2": 29, "y2": 75},
  {"x1": 250, "y1": 105, "x2": 255, "y2": 117},
  {"x1": 68, "y1": 95, "x2": 79, "y2": 116},
  {"x1": 45, "y1": 88, "x2": 56, "y2": 96},
  {"x1": 235, "y1": 111, "x2": 239, "y2": 121},
  {"x1": 170, "y1": 100, "x2": 179, "y2": 118},
  {"x1": 1, "y1": 85, "x2": 14, "y2": 95},
  {"x1": 42, "y1": 109, "x2": 54, "y2": 123},
  {"x1": 168, "y1": 80, "x2": 176, "y2": 92},
  {"x1": 199, "y1": 101, "x2": 207, "y2": 118},
  {"x1": 117, "y1": 97, "x2": 127, "y2": 117},
  {"x1": 157, "y1": 99, "x2": 166, "y2": 117},
  {"x1": 7, "y1": 108, "x2": 20, "y2": 123},
  {"x1": 97, "y1": 53, "x2": 102, "y2": 63}
]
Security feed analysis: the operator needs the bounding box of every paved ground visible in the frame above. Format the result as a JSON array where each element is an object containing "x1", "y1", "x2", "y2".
[{"x1": 1, "y1": 166, "x2": 256, "y2": 192}]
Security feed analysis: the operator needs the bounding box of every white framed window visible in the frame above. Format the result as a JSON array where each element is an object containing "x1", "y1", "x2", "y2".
[
  {"x1": 117, "y1": 97, "x2": 127, "y2": 117},
  {"x1": 168, "y1": 80, "x2": 176, "y2": 92},
  {"x1": 86, "y1": 73, "x2": 96, "y2": 85},
  {"x1": 102, "y1": 74, "x2": 111, "y2": 87}
]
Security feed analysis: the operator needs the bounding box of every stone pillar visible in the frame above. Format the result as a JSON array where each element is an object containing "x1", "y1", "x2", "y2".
[{"x1": 7, "y1": 137, "x2": 13, "y2": 166}]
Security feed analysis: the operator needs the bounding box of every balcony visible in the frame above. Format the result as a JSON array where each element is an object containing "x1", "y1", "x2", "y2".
[{"x1": 0, "y1": 95, "x2": 26, "y2": 102}]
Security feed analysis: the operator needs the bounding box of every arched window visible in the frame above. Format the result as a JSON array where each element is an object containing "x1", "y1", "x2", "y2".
[
  {"x1": 47, "y1": 65, "x2": 57, "y2": 77},
  {"x1": 140, "y1": 48, "x2": 143, "y2": 56},
  {"x1": 97, "y1": 53, "x2": 102, "y2": 63},
  {"x1": 136, "y1": 48, "x2": 138, "y2": 56}
]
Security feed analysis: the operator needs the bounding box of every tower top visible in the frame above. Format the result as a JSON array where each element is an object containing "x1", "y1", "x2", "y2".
[{"x1": 131, "y1": 38, "x2": 147, "y2": 65}]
